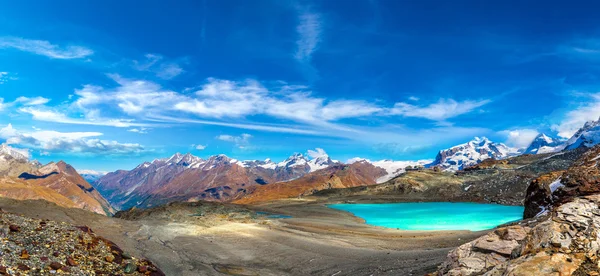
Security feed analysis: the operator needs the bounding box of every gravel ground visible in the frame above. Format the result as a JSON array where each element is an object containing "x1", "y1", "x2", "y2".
[{"x1": 0, "y1": 209, "x2": 164, "y2": 275}]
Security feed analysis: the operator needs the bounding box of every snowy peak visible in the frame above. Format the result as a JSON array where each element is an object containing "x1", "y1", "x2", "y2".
[
  {"x1": 524, "y1": 133, "x2": 564, "y2": 154},
  {"x1": 0, "y1": 144, "x2": 30, "y2": 162},
  {"x1": 278, "y1": 153, "x2": 309, "y2": 168},
  {"x1": 432, "y1": 137, "x2": 518, "y2": 171},
  {"x1": 565, "y1": 117, "x2": 600, "y2": 150}
]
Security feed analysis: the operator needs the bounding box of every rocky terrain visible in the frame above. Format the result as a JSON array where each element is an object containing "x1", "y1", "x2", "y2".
[
  {"x1": 0, "y1": 145, "x2": 114, "y2": 215},
  {"x1": 0, "y1": 208, "x2": 163, "y2": 275},
  {"x1": 434, "y1": 145, "x2": 600, "y2": 275},
  {"x1": 312, "y1": 148, "x2": 587, "y2": 206}
]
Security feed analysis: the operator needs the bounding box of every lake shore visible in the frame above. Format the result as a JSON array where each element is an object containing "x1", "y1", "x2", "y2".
[{"x1": 0, "y1": 197, "x2": 488, "y2": 275}]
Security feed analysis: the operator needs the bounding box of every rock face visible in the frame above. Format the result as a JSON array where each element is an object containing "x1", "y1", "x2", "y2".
[
  {"x1": 0, "y1": 145, "x2": 114, "y2": 215},
  {"x1": 431, "y1": 137, "x2": 518, "y2": 171},
  {"x1": 434, "y1": 145, "x2": 600, "y2": 275},
  {"x1": 524, "y1": 133, "x2": 564, "y2": 154}
]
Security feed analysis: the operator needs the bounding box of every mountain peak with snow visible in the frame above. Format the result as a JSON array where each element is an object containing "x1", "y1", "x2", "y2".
[
  {"x1": 432, "y1": 137, "x2": 518, "y2": 171},
  {"x1": 564, "y1": 117, "x2": 600, "y2": 150},
  {"x1": 524, "y1": 133, "x2": 564, "y2": 154},
  {"x1": 0, "y1": 144, "x2": 30, "y2": 162}
]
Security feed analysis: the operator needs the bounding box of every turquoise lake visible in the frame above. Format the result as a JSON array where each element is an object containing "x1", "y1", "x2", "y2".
[{"x1": 328, "y1": 202, "x2": 524, "y2": 231}]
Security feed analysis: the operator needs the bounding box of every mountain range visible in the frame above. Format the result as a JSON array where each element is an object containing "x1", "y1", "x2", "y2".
[
  {"x1": 92, "y1": 151, "x2": 429, "y2": 210},
  {"x1": 2, "y1": 117, "x2": 600, "y2": 213},
  {"x1": 87, "y1": 116, "x2": 600, "y2": 210}
]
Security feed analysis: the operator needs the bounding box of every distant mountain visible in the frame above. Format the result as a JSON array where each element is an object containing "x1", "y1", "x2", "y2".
[
  {"x1": 234, "y1": 162, "x2": 387, "y2": 205},
  {"x1": 564, "y1": 117, "x2": 600, "y2": 150},
  {"x1": 523, "y1": 133, "x2": 564, "y2": 154},
  {"x1": 0, "y1": 145, "x2": 114, "y2": 215},
  {"x1": 94, "y1": 150, "x2": 432, "y2": 209},
  {"x1": 79, "y1": 170, "x2": 108, "y2": 184},
  {"x1": 94, "y1": 152, "x2": 334, "y2": 210},
  {"x1": 431, "y1": 137, "x2": 518, "y2": 171},
  {"x1": 347, "y1": 158, "x2": 432, "y2": 182}
]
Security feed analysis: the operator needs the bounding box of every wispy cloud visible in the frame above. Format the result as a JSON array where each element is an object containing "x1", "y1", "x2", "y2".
[
  {"x1": 19, "y1": 107, "x2": 148, "y2": 128},
  {"x1": 0, "y1": 72, "x2": 18, "y2": 84},
  {"x1": 294, "y1": 10, "x2": 322, "y2": 62},
  {"x1": 193, "y1": 144, "x2": 206, "y2": 150},
  {"x1": 14, "y1": 75, "x2": 492, "y2": 145},
  {"x1": 499, "y1": 128, "x2": 540, "y2": 148},
  {"x1": 389, "y1": 99, "x2": 491, "y2": 121},
  {"x1": 552, "y1": 92, "x2": 600, "y2": 138},
  {"x1": 127, "y1": 127, "x2": 149, "y2": 134},
  {"x1": 0, "y1": 37, "x2": 93, "y2": 59},
  {"x1": 216, "y1": 133, "x2": 252, "y2": 148},
  {"x1": 132, "y1": 54, "x2": 185, "y2": 80},
  {"x1": 0, "y1": 124, "x2": 146, "y2": 155}
]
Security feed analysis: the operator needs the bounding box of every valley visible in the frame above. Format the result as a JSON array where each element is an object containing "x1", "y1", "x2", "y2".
[{"x1": 1, "y1": 118, "x2": 600, "y2": 275}]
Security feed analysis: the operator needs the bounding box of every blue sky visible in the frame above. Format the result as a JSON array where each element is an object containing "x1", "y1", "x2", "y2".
[{"x1": 2, "y1": 0, "x2": 600, "y2": 171}]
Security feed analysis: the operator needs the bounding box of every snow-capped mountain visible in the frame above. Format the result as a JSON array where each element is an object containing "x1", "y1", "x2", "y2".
[
  {"x1": 0, "y1": 144, "x2": 30, "y2": 162},
  {"x1": 431, "y1": 137, "x2": 519, "y2": 171},
  {"x1": 564, "y1": 117, "x2": 600, "y2": 150},
  {"x1": 523, "y1": 134, "x2": 564, "y2": 154},
  {"x1": 347, "y1": 158, "x2": 433, "y2": 182}
]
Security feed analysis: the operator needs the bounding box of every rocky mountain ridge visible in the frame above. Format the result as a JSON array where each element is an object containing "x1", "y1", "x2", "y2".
[{"x1": 0, "y1": 145, "x2": 114, "y2": 215}]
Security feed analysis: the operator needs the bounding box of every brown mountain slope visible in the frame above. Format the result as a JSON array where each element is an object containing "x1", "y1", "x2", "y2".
[
  {"x1": 0, "y1": 156, "x2": 115, "y2": 215},
  {"x1": 234, "y1": 161, "x2": 386, "y2": 205}
]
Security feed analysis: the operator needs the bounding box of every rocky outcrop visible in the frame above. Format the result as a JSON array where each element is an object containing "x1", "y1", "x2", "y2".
[
  {"x1": 0, "y1": 209, "x2": 163, "y2": 275},
  {"x1": 434, "y1": 145, "x2": 600, "y2": 275}
]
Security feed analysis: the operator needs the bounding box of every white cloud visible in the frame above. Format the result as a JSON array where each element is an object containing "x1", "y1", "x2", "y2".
[
  {"x1": 19, "y1": 107, "x2": 146, "y2": 128},
  {"x1": 0, "y1": 98, "x2": 7, "y2": 112},
  {"x1": 15, "y1": 75, "x2": 490, "y2": 142},
  {"x1": 0, "y1": 124, "x2": 146, "y2": 155},
  {"x1": 294, "y1": 10, "x2": 322, "y2": 62},
  {"x1": 216, "y1": 133, "x2": 252, "y2": 148},
  {"x1": 176, "y1": 78, "x2": 383, "y2": 124},
  {"x1": 307, "y1": 148, "x2": 328, "y2": 159},
  {"x1": 132, "y1": 54, "x2": 184, "y2": 80},
  {"x1": 552, "y1": 93, "x2": 600, "y2": 138},
  {"x1": 78, "y1": 169, "x2": 108, "y2": 176},
  {"x1": 194, "y1": 144, "x2": 206, "y2": 150},
  {"x1": 408, "y1": 96, "x2": 420, "y2": 101},
  {"x1": 127, "y1": 128, "x2": 149, "y2": 134},
  {"x1": 0, "y1": 37, "x2": 93, "y2": 59},
  {"x1": 500, "y1": 129, "x2": 540, "y2": 148},
  {"x1": 390, "y1": 99, "x2": 491, "y2": 121},
  {"x1": 14, "y1": 96, "x2": 50, "y2": 106}
]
